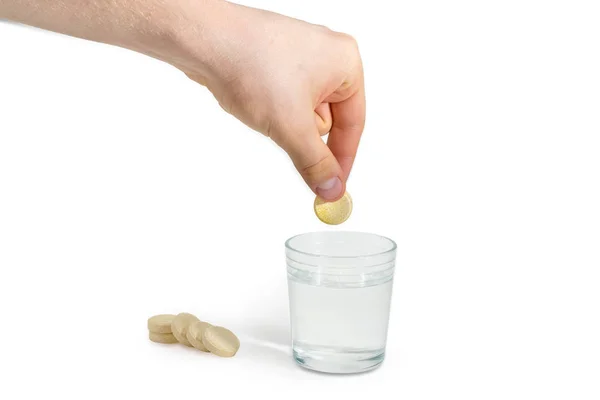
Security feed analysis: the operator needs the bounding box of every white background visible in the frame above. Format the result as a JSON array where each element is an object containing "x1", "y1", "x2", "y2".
[{"x1": 1, "y1": 0, "x2": 599, "y2": 398}]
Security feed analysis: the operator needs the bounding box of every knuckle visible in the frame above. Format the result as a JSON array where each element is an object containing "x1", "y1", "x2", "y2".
[
  {"x1": 301, "y1": 152, "x2": 336, "y2": 181},
  {"x1": 337, "y1": 32, "x2": 359, "y2": 51},
  {"x1": 331, "y1": 33, "x2": 361, "y2": 72},
  {"x1": 318, "y1": 118, "x2": 332, "y2": 136},
  {"x1": 315, "y1": 23, "x2": 333, "y2": 33}
]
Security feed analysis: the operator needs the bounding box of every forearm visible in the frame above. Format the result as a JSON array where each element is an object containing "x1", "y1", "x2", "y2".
[{"x1": 0, "y1": 0, "x2": 220, "y2": 77}]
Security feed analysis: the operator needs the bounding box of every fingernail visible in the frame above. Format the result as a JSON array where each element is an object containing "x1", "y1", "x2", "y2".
[{"x1": 316, "y1": 177, "x2": 343, "y2": 201}]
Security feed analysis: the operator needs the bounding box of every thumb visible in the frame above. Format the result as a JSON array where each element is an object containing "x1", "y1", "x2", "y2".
[{"x1": 274, "y1": 118, "x2": 345, "y2": 201}]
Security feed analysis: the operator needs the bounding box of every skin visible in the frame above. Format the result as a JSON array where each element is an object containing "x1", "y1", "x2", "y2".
[{"x1": 0, "y1": 0, "x2": 365, "y2": 201}]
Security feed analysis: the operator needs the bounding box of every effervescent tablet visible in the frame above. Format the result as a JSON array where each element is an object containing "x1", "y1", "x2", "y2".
[
  {"x1": 202, "y1": 326, "x2": 240, "y2": 357},
  {"x1": 171, "y1": 313, "x2": 199, "y2": 347},
  {"x1": 186, "y1": 320, "x2": 212, "y2": 352},
  {"x1": 149, "y1": 332, "x2": 179, "y2": 344},
  {"x1": 147, "y1": 314, "x2": 175, "y2": 334},
  {"x1": 314, "y1": 192, "x2": 353, "y2": 225}
]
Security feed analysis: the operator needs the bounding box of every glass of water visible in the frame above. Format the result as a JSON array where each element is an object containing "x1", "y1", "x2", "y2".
[{"x1": 285, "y1": 231, "x2": 397, "y2": 374}]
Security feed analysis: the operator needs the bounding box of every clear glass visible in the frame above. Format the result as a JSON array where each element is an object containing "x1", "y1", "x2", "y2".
[{"x1": 285, "y1": 231, "x2": 397, "y2": 374}]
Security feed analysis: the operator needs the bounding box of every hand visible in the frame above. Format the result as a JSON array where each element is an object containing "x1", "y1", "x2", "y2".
[
  {"x1": 172, "y1": 1, "x2": 365, "y2": 201},
  {"x1": 0, "y1": 0, "x2": 365, "y2": 201}
]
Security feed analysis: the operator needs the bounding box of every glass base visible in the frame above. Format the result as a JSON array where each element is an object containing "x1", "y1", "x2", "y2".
[{"x1": 293, "y1": 345, "x2": 385, "y2": 374}]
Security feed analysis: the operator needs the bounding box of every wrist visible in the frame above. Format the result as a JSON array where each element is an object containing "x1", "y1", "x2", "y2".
[{"x1": 131, "y1": 0, "x2": 228, "y2": 84}]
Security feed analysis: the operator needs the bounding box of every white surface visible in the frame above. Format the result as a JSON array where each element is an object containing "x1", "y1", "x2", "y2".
[{"x1": 1, "y1": 0, "x2": 599, "y2": 398}]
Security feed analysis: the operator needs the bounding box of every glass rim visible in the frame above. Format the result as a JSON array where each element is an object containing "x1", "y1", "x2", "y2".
[{"x1": 285, "y1": 231, "x2": 397, "y2": 259}]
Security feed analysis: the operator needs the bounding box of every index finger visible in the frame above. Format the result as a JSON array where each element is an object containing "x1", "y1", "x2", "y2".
[{"x1": 326, "y1": 77, "x2": 366, "y2": 182}]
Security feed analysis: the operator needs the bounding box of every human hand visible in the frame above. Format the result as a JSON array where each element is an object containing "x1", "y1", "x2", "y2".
[
  {"x1": 0, "y1": 0, "x2": 364, "y2": 200},
  {"x1": 172, "y1": 1, "x2": 365, "y2": 201}
]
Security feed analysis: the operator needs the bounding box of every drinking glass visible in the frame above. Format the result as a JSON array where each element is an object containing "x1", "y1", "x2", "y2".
[{"x1": 285, "y1": 231, "x2": 397, "y2": 373}]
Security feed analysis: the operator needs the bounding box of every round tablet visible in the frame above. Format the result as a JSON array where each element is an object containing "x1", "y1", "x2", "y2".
[
  {"x1": 202, "y1": 326, "x2": 240, "y2": 357},
  {"x1": 186, "y1": 321, "x2": 212, "y2": 352},
  {"x1": 171, "y1": 313, "x2": 199, "y2": 347},
  {"x1": 314, "y1": 191, "x2": 353, "y2": 225},
  {"x1": 147, "y1": 314, "x2": 176, "y2": 334},
  {"x1": 149, "y1": 332, "x2": 179, "y2": 344}
]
